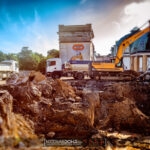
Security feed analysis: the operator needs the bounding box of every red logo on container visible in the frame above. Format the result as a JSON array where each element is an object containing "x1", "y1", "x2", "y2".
[{"x1": 72, "y1": 44, "x2": 84, "y2": 51}]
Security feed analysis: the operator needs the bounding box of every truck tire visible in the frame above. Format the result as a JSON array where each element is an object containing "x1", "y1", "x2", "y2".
[
  {"x1": 76, "y1": 72, "x2": 84, "y2": 80},
  {"x1": 52, "y1": 73, "x2": 61, "y2": 79},
  {"x1": 73, "y1": 74, "x2": 78, "y2": 80},
  {"x1": 94, "y1": 75, "x2": 100, "y2": 80},
  {"x1": 90, "y1": 76, "x2": 94, "y2": 79}
]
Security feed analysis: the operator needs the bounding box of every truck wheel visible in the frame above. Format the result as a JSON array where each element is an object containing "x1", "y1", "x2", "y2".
[
  {"x1": 52, "y1": 74, "x2": 61, "y2": 79},
  {"x1": 76, "y1": 72, "x2": 84, "y2": 80},
  {"x1": 73, "y1": 75, "x2": 78, "y2": 80},
  {"x1": 73, "y1": 73, "x2": 77, "y2": 80},
  {"x1": 94, "y1": 75, "x2": 100, "y2": 80},
  {"x1": 90, "y1": 76, "x2": 94, "y2": 79}
]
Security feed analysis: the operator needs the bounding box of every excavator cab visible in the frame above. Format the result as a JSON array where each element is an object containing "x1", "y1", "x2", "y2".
[{"x1": 115, "y1": 58, "x2": 123, "y2": 68}]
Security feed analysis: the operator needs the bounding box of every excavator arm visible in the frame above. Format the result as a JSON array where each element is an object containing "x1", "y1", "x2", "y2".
[{"x1": 115, "y1": 21, "x2": 150, "y2": 65}]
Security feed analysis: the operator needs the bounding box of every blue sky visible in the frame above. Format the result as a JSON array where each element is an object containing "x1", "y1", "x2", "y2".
[{"x1": 0, "y1": 0, "x2": 150, "y2": 55}]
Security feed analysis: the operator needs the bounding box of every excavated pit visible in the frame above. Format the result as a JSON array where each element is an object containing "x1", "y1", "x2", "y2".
[
  {"x1": 0, "y1": 71, "x2": 149, "y2": 149},
  {"x1": 97, "y1": 82, "x2": 150, "y2": 133}
]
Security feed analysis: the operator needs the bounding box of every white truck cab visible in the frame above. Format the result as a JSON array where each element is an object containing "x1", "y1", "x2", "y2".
[{"x1": 46, "y1": 58, "x2": 63, "y2": 78}]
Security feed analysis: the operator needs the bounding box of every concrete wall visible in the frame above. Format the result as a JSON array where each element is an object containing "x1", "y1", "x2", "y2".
[{"x1": 130, "y1": 54, "x2": 150, "y2": 72}]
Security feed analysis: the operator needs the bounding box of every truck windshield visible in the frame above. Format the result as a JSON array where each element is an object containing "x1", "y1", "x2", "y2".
[{"x1": 48, "y1": 61, "x2": 56, "y2": 66}]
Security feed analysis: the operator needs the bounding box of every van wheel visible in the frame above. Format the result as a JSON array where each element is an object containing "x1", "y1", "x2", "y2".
[{"x1": 76, "y1": 72, "x2": 84, "y2": 80}]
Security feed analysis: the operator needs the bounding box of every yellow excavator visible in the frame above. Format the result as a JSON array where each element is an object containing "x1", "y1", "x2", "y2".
[{"x1": 89, "y1": 21, "x2": 150, "y2": 80}]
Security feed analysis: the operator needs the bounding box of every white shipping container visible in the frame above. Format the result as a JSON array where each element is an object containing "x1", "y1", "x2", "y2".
[
  {"x1": 0, "y1": 60, "x2": 19, "y2": 79},
  {"x1": 0, "y1": 63, "x2": 12, "y2": 72},
  {"x1": 60, "y1": 42, "x2": 94, "y2": 64},
  {"x1": 0, "y1": 60, "x2": 19, "y2": 73}
]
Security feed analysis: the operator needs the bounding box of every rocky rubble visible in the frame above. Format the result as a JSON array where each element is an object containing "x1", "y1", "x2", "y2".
[
  {"x1": 4, "y1": 72, "x2": 99, "y2": 138},
  {"x1": 0, "y1": 90, "x2": 36, "y2": 147},
  {"x1": 0, "y1": 71, "x2": 150, "y2": 149}
]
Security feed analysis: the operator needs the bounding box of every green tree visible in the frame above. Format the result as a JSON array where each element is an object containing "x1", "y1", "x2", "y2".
[
  {"x1": 32, "y1": 52, "x2": 44, "y2": 70},
  {"x1": 18, "y1": 48, "x2": 37, "y2": 70},
  {"x1": 47, "y1": 49, "x2": 59, "y2": 58},
  {"x1": 0, "y1": 51, "x2": 6, "y2": 62},
  {"x1": 6, "y1": 53, "x2": 18, "y2": 61},
  {"x1": 18, "y1": 47, "x2": 46, "y2": 71},
  {"x1": 37, "y1": 58, "x2": 47, "y2": 74}
]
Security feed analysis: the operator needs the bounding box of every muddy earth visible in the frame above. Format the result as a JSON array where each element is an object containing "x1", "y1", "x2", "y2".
[{"x1": 0, "y1": 71, "x2": 149, "y2": 149}]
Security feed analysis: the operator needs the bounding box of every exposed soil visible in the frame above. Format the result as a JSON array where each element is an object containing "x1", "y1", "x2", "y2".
[{"x1": 0, "y1": 72, "x2": 149, "y2": 149}]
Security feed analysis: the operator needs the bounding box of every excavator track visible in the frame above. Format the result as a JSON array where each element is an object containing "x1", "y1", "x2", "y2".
[{"x1": 90, "y1": 70, "x2": 140, "y2": 81}]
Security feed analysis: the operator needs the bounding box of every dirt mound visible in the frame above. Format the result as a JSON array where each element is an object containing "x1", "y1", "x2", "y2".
[
  {"x1": 4, "y1": 72, "x2": 98, "y2": 138},
  {"x1": 98, "y1": 82, "x2": 150, "y2": 134},
  {"x1": 29, "y1": 71, "x2": 46, "y2": 83},
  {"x1": 51, "y1": 79, "x2": 76, "y2": 99},
  {"x1": 6, "y1": 71, "x2": 46, "y2": 85},
  {"x1": 0, "y1": 90, "x2": 37, "y2": 147}
]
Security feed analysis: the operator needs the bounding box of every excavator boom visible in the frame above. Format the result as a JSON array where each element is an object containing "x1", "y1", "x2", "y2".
[{"x1": 115, "y1": 25, "x2": 150, "y2": 64}]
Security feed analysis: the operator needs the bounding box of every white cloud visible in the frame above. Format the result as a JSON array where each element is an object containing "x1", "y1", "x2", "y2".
[
  {"x1": 89, "y1": 0, "x2": 150, "y2": 55},
  {"x1": 123, "y1": 1, "x2": 150, "y2": 26}
]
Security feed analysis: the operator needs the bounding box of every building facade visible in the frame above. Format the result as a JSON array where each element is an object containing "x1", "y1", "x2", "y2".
[{"x1": 111, "y1": 28, "x2": 150, "y2": 72}]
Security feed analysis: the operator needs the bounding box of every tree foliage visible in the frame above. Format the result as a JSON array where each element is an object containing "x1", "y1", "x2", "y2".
[
  {"x1": 6, "y1": 53, "x2": 18, "y2": 61},
  {"x1": 0, "y1": 51, "x2": 6, "y2": 62},
  {"x1": 18, "y1": 49, "x2": 35, "y2": 70},
  {"x1": 0, "y1": 51, "x2": 18, "y2": 62},
  {"x1": 37, "y1": 58, "x2": 47, "y2": 74},
  {"x1": 47, "y1": 49, "x2": 59, "y2": 58}
]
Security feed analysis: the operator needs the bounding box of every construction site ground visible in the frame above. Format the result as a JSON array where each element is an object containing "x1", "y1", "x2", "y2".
[{"x1": 0, "y1": 72, "x2": 150, "y2": 149}]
